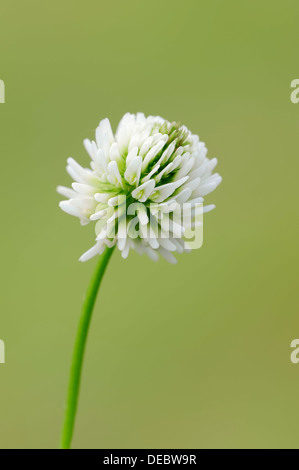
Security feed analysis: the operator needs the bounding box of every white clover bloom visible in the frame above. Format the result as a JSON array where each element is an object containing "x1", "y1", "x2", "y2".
[{"x1": 58, "y1": 113, "x2": 221, "y2": 263}]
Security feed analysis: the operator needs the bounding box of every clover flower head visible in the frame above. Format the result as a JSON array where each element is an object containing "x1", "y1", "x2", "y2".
[{"x1": 58, "y1": 113, "x2": 221, "y2": 263}]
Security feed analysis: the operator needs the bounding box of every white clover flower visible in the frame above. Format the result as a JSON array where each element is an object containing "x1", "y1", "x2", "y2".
[{"x1": 57, "y1": 113, "x2": 222, "y2": 263}]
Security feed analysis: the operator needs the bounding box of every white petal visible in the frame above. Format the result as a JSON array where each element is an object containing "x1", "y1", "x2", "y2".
[
  {"x1": 94, "y1": 193, "x2": 111, "y2": 203},
  {"x1": 141, "y1": 164, "x2": 160, "y2": 184},
  {"x1": 66, "y1": 165, "x2": 84, "y2": 183},
  {"x1": 67, "y1": 158, "x2": 88, "y2": 177},
  {"x1": 83, "y1": 139, "x2": 94, "y2": 159},
  {"x1": 126, "y1": 146, "x2": 138, "y2": 165},
  {"x1": 57, "y1": 186, "x2": 77, "y2": 198},
  {"x1": 108, "y1": 195, "x2": 126, "y2": 207},
  {"x1": 174, "y1": 155, "x2": 194, "y2": 180},
  {"x1": 196, "y1": 157, "x2": 218, "y2": 178},
  {"x1": 72, "y1": 183, "x2": 96, "y2": 196},
  {"x1": 117, "y1": 221, "x2": 128, "y2": 250},
  {"x1": 158, "y1": 247, "x2": 177, "y2": 264},
  {"x1": 183, "y1": 176, "x2": 201, "y2": 192},
  {"x1": 132, "y1": 179, "x2": 155, "y2": 202},
  {"x1": 139, "y1": 136, "x2": 154, "y2": 156},
  {"x1": 107, "y1": 161, "x2": 123, "y2": 188},
  {"x1": 158, "y1": 237, "x2": 177, "y2": 252},
  {"x1": 70, "y1": 197, "x2": 95, "y2": 210},
  {"x1": 109, "y1": 142, "x2": 121, "y2": 162},
  {"x1": 141, "y1": 137, "x2": 167, "y2": 172},
  {"x1": 188, "y1": 196, "x2": 204, "y2": 205},
  {"x1": 124, "y1": 156, "x2": 142, "y2": 186},
  {"x1": 137, "y1": 204, "x2": 149, "y2": 225},
  {"x1": 121, "y1": 240, "x2": 130, "y2": 259},
  {"x1": 155, "y1": 155, "x2": 183, "y2": 184},
  {"x1": 155, "y1": 140, "x2": 176, "y2": 167},
  {"x1": 79, "y1": 241, "x2": 104, "y2": 262},
  {"x1": 59, "y1": 201, "x2": 82, "y2": 218},
  {"x1": 148, "y1": 237, "x2": 159, "y2": 250},
  {"x1": 96, "y1": 118, "x2": 115, "y2": 157},
  {"x1": 203, "y1": 204, "x2": 216, "y2": 213},
  {"x1": 90, "y1": 209, "x2": 107, "y2": 221},
  {"x1": 173, "y1": 188, "x2": 192, "y2": 204},
  {"x1": 194, "y1": 176, "x2": 222, "y2": 196},
  {"x1": 149, "y1": 176, "x2": 189, "y2": 203},
  {"x1": 115, "y1": 113, "x2": 135, "y2": 153},
  {"x1": 128, "y1": 133, "x2": 141, "y2": 152},
  {"x1": 171, "y1": 238, "x2": 185, "y2": 253},
  {"x1": 144, "y1": 246, "x2": 159, "y2": 262}
]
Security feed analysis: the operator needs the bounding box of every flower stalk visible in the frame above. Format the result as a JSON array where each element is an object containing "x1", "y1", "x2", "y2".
[
  {"x1": 60, "y1": 246, "x2": 115, "y2": 449},
  {"x1": 58, "y1": 113, "x2": 222, "y2": 448}
]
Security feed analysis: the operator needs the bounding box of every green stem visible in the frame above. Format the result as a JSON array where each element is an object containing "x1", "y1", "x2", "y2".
[{"x1": 60, "y1": 246, "x2": 115, "y2": 449}]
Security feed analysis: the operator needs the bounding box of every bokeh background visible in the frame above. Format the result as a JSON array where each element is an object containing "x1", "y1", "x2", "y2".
[{"x1": 0, "y1": 0, "x2": 298, "y2": 449}]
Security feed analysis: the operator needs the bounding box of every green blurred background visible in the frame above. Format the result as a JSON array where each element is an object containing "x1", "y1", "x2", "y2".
[{"x1": 0, "y1": 0, "x2": 298, "y2": 449}]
